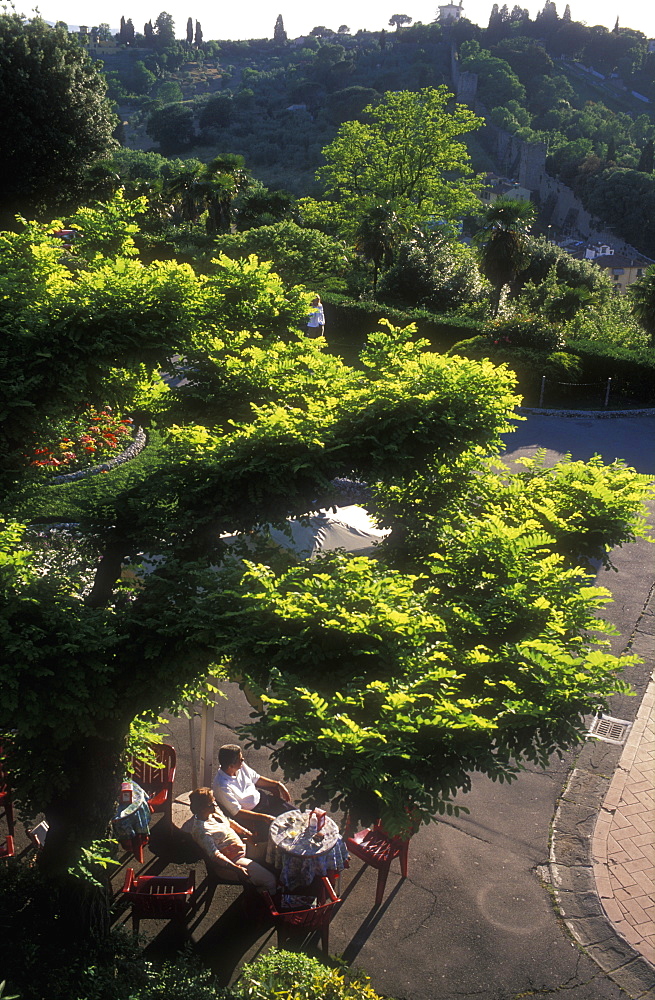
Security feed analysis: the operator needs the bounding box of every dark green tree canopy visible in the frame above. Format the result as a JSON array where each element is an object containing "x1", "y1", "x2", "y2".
[
  {"x1": 389, "y1": 13, "x2": 412, "y2": 29},
  {"x1": 273, "y1": 14, "x2": 287, "y2": 43},
  {"x1": 629, "y1": 263, "x2": 655, "y2": 344},
  {"x1": 0, "y1": 15, "x2": 118, "y2": 222}
]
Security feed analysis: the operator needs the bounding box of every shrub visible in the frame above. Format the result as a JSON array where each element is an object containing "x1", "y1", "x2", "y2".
[
  {"x1": 211, "y1": 222, "x2": 351, "y2": 288},
  {"x1": 564, "y1": 293, "x2": 649, "y2": 350},
  {"x1": 238, "y1": 949, "x2": 389, "y2": 1000},
  {"x1": 517, "y1": 237, "x2": 611, "y2": 296},
  {"x1": 447, "y1": 337, "x2": 582, "y2": 404},
  {"x1": 323, "y1": 293, "x2": 484, "y2": 356},
  {"x1": 377, "y1": 237, "x2": 487, "y2": 313},
  {"x1": 483, "y1": 315, "x2": 563, "y2": 351}
]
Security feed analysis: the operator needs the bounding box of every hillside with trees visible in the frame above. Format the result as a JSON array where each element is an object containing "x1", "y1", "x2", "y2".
[{"x1": 75, "y1": 3, "x2": 655, "y2": 256}]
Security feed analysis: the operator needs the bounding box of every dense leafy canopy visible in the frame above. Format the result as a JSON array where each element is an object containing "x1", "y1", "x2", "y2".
[
  {"x1": 0, "y1": 15, "x2": 117, "y2": 222},
  {"x1": 1, "y1": 204, "x2": 650, "y2": 853},
  {"x1": 318, "y1": 88, "x2": 483, "y2": 237},
  {"x1": 0, "y1": 196, "x2": 306, "y2": 481}
]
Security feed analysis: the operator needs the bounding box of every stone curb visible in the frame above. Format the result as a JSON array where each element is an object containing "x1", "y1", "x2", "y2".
[
  {"x1": 550, "y1": 749, "x2": 655, "y2": 998},
  {"x1": 518, "y1": 407, "x2": 655, "y2": 418},
  {"x1": 549, "y1": 720, "x2": 655, "y2": 1000}
]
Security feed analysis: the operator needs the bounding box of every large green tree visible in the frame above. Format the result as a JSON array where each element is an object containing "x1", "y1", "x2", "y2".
[
  {"x1": 0, "y1": 201, "x2": 649, "y2": 975},
  {"x1": 317, "y1": 87, "x2": 483, "y2": 238},
  {"x1": 0, "y1": 14, "x2": 117, "y2": 223}
]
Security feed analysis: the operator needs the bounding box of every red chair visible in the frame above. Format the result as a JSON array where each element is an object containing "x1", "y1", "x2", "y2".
[
  {"x1": 346, "y1": 821, "x2": 412, "y2": 907},
  {"x1": 261, "y1": 876, "x2": 341, "y2": 953},
  {"x1": 0, "y1": 835, "x2": 14, "y2": 859},
  {"x1": 131, "y1": 743, "x2": 176, "y2": 822},
  {"x1": 0, "y1": 746, "x2": 15, "y2": 838},
  {"x1": 122, "y1": 867, "x2": 195, "y2": 935}
]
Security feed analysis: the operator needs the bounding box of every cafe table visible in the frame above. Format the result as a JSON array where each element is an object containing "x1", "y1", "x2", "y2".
[
  {"x1": 267, "y1": 809, "x2": 349, "y2": 892},
  {"x1": 112, "y1": 780, "x2": 151, "y2": 863}
]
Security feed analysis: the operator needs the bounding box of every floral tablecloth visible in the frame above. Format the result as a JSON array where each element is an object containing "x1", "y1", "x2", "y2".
[{"x1": 267, "y1": 809, "x2": 349, "y2": 890}]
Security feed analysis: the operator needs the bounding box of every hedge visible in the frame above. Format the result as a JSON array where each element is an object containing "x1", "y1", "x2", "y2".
[
  {"x1": 565, "y1": 339, "x2": 655, "y2": 405},
  {"x1": 447, "y1": 336, "x2": 655, "y2": 408},
  {"x1": 322, "y1": 293, "x2": 484, "y2": 359}
]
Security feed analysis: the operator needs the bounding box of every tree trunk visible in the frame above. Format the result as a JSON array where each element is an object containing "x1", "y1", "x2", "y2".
[{"x1": 39, "y1": 731, "x2": 127, "y2": 945}]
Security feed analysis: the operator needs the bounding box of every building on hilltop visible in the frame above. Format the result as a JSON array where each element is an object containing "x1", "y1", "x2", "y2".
[{"x1": 438, "y1": 0, "x2": 464, "y2": 22}]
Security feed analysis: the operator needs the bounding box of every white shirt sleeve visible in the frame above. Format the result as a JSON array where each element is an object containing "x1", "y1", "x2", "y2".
[
  {"x1": 242, "y1": 762, "x2": 261, "y2": 785},
  {"x1": 213, "y1": 775, "x2": 240, "y2": 817}
]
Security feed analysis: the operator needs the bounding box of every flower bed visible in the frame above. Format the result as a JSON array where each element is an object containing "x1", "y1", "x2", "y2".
[{"x1": 27, "y1": 407, "x2": 135, "y2": 475}]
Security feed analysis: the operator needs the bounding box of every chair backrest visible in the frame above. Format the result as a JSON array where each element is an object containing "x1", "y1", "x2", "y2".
[
  {"x1": 346, "y1": 821, "x2": 411, "y2": 867},
  {"x1": 123, "y1": 869, "x2": 194, "y2": 918},
  {"x1": 279, "y1": 896, "x2": 341, "y2": 930},
  {"x1": 131, "y1": 743, "x2": 176, "y2": 797},
  {"x1": 265, "y1": 877, "x2": 341, "y2": 929}
]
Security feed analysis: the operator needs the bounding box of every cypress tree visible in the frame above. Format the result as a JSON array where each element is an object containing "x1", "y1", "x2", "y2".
[{"x1": 273, "y1": 14, "x2": 287, "y2": 43}]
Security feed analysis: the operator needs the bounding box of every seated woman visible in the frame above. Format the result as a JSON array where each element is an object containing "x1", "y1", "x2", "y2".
[{"x1": 189, "y1": 787, "x2": 276, "y2": 892}]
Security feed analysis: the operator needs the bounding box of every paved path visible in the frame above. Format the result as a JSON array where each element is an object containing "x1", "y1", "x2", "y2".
[{"x1": 592, "y1": 676, "x2": 655, "y2": 966}]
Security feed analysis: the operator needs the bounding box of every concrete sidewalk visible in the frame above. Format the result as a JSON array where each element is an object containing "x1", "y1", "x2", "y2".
[{"x1": 592, "y1": 677, "x2": 655, "y2": 966}]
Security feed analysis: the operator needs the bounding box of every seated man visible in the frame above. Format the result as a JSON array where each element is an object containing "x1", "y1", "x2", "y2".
[
  {"x1": 189, "y1": 787, "x2": 276, "y2": 892},
  {"x1": 212, "y1": 744, "x2": 292, "y2": 838}
]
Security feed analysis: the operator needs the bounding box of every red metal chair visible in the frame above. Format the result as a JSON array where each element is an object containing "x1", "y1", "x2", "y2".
[
  {"x1": 261, "y1": 876, "x2": 341, "y2": 953},
  {"x1": 346, "y1": 821, "x2": 412, "y2": 907},
  {"x1": 0, "y1": 746, "x2": 15, "y2": 839},
  {"x1": 130, "y1": 743, "x2": 176, "y2": 822},
  {"x1": 122, "y1": 867, "x2": 195, "y2": 935},
  {"x1": 0, "y1": 835, "x2": 14, "y2": 859}
]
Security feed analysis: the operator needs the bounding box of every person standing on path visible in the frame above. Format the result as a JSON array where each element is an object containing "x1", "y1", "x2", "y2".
[{"x1": 306, "y1": 295, "x2": 325, "y2": 337}]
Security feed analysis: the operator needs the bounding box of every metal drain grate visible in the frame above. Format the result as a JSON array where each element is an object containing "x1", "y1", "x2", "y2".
[{"x1": 587, "y1": 714, "x2": 633, "y2": 745}]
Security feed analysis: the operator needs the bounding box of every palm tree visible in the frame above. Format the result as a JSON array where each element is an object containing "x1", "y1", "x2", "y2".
[
  {"x1": 164, "y1": 165, "x2": 204, "y2": 224},
  {"x1": 198, "y1": 155, "x2": 250, "y2": 235},
  {"x1": 475, "y1": 197, "x2": 536, "y2": 316},
  {"x1": 354, "y1": 203, "x2": 405, "y2": 296},
  {"x1": 630, "y1": 264, "x2": 655, "y2": 345}
]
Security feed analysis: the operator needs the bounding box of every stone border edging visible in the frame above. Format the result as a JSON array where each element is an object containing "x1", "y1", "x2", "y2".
[
  {"x1": 550, "y1": 745, "x2": 655, "y2": 997},
  {"x1": 518, "y1": 407, "x2": 655, "y2": 418},
  {"x1": 48, "y1": 426, "x2": 147, "y2": 485}
]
